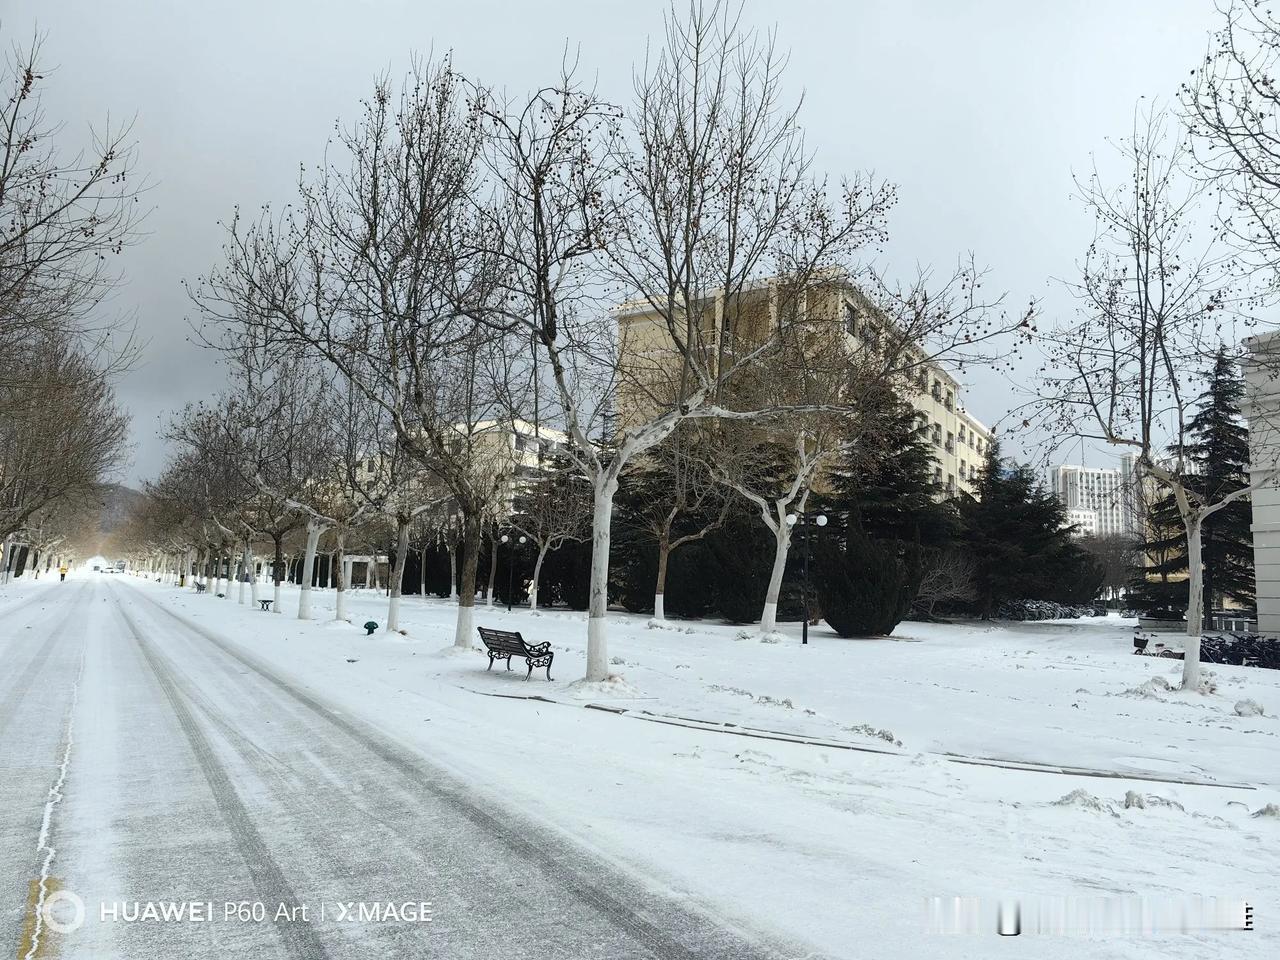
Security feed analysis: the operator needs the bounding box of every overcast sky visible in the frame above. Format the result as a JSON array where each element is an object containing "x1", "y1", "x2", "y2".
[{"x1": 6, "y1": 0, "x2": 1225, "y2": 486}]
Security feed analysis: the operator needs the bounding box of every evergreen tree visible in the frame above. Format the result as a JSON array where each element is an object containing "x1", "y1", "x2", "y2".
[
  {"x1": 821, "y1": 394, "x2": 956, "y2": 549},
  {"x1": 816, "y1": 529, "x2": 912, "y2": 637},
  {"x1": 1139, "y1": 350, "x2": 1254, "y2": 609},
  {"x1": 958, "y1": 440, "x2": 1101, "y2": 614}
]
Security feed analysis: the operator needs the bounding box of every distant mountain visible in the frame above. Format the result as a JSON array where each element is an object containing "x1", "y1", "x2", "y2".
[{"x1": 97, "y1": 483, "x2": 146, "y2": 537}]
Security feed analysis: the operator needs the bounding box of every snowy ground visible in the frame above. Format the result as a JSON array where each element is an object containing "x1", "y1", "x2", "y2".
[{"x1": 2, "y1": 572, "x2": 1277, "y2": 958}]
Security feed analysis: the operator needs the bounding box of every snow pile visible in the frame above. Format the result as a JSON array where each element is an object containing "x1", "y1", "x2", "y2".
[
  {"x1": 1119, "y1": 676, "x2": 1174, "y2": 699},
  {"x1": 707, "y1": 684, "x2": 752, "y2": 698},
  {"x1": 432, "y1": 643, "x2": 481, "y2": 658},
  {"x1": 1251, "y1": 803, "x2": 1280, "y2": 819},
  {"x1": 844, "y1": 723, "x2": 902, "y2": 747},
  {"x1": 1052, "y1": 789, "x2": 1191, "y2": 817},
  {"x1": 754, "y1": 694, "x2": 795, "y2": 709},
  {"x1": 1122, "y1": 790, "x2": 1184, "y2": 812},
  {"x1": 646, "y1": 618, "x2": 697, "y2": 634},
  {"x1": 1051, "y1": 789, "x2": 1118, "y2": 816},
  {"x1": 564, "y1": 675, "x2": 648, "y2": 701},
  {"x1": 1235, "y1": 699, "x2": 1265, "y2": 717},
  {"x1": 1188, "y1": 673, "x2": 1219, "y2": 695}
]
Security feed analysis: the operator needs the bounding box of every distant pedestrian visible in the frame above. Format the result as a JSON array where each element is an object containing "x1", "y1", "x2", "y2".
[{"x1": 59, "y1": 565, "x2": 68, "y2": 582}]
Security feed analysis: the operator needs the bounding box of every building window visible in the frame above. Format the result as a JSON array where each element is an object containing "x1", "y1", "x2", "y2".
[
  {"x1": 945, "y1": 431, "x2": 954, "y2": 453},
  {"x1": 931, "y1": 380, "x2": 942, "y2": 401},
  {"x1": 945, "y1": 390, "x2": 954, "y2": 411},
  {"x1": 515, "y1": 435, "x2": 527, "y2": 452},
  {"x1": 935, "y1": 466, "x2": 943, "y2": 482},
  {"x1": 932, "y1": 423, "x2": 942, "y2": 446},
  {"x1": 843, "y1": 301, "x2": 858, "y2": 335}
]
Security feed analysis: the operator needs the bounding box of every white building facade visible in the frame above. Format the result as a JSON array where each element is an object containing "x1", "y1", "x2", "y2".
[
  {"x1": 1049, "y1": 456, "x2": 1138, "y2": 538},
  {"x1": 1244, "y1": 333, "x2": 1280, "y2": 633}
]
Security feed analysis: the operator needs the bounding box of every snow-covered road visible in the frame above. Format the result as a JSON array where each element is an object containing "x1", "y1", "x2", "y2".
[
  {"x1": 3, "y1": 574, "x2": 1278, "y2": 959},
  {"x1": 1, "y1": 578, "x2": 796, "y2": 959}
]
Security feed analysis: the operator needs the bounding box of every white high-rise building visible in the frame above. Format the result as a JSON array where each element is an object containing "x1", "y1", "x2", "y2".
[{"x1": 1049, "y1": 456, "x2": 1138, "y2": 538}]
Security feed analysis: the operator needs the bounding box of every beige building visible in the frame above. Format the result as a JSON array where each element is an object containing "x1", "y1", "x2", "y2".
[
  {"x1": 614, "y1": 277, "x2": 993, "y2": 498},
  {"x1": 357, "y1": 418, "x2": 571, "y2": 519}
]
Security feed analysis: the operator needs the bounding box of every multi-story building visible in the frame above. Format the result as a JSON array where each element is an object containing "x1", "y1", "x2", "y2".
[
  {"x1": 355, "y1": 418, "x2": 571, "y2": 517},
  {"x1": 1049, "y1": 455, "x2": 1138, "y2": 538},
  {"x1": 1245, "y1": 332, "x2": 1280, "y2": 632},
  {"x1": 614, "y1": 276, "x2": 994, "y2": 498}
]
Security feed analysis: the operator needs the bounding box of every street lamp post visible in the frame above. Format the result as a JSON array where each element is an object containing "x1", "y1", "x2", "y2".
[
  {"x1": 499, "y1": 534, "x2": 527, "y2": 612},
  {"x1": 785, "y1": 511, "x2": 827, "y2": 645}
]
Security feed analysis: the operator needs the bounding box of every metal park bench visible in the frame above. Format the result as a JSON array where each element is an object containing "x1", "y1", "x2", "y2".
[
  {"x1": 477, "y1": 627, "x2": 554, "y2": 681},
  {"x1": 258, "y1": 599, "x2": 273, "y2": 612},
  {"x1": 195, "y1": 582, "x2": 206, "y2": 594}
]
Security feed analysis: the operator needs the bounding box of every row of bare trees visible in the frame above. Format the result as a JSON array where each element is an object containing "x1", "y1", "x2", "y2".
[
  {"x1": 124, "y1": 3, "x2": 1029, "y2": 682},
  {"x1": 0, "y1": 34, "x2": 139, "y2": 577}
]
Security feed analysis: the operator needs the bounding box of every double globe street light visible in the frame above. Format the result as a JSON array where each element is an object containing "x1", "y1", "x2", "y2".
[
  {"x1": 498, "y1": 534, "x2": 527, "y2": 612},
  {"x1": 785, "y1": 511, "x2": 827, "y2": 645}
]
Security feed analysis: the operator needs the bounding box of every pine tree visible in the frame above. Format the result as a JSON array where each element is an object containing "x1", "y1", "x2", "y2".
[
  {"x1": 816, "y1": 529, "x2": 910, "y2": 637},
  {"x1": 958, "y1": 439, "x2": 1101, "y2": 614},
  {"x1": 821, "y1": 394, "x2": 956, "y2": 549},
  {"x1": 1137, "y1": 350, "x2": 1254, "y2": 610}
]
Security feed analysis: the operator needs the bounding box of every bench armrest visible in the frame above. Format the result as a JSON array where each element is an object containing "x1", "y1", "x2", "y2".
[{"x1": 526, "y1": 641, "x2": 552, "y2": 655}]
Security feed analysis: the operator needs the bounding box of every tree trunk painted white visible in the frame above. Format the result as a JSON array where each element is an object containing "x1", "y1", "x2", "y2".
[
  {"x1": 387, "y1": 518, "x2": 409, "y2": 632},
  {"x1": 529, "y1": 543, "x2": 549, "y2": 612},
  {"x1": 448, "y1": 546, "x2": 458, "y2": 600},
  {"x1": 334, "y1": 530, "x2": 348, "y2": 622},
  {"x1": 419, "y1": 547, "x2": 427, "y2": 599},
  {"x1": 653, "y1": 537, "x2": 670, "y2": 620},
  {"x1": 453, "y1": 515, "x2": 481, "y2": 649},
  {"x1": 1182, "y1": 513, "x2": 1205, "y2": 690},
  {"x1": 236, "y1": 552, "x2": 247, "y2": 605},
  {"x1": 246, "y1": 539, "x2": 260, "y2": 606},
  {"x1": 761, "y1": 520, "x2": 792, "y2": 634},
  {"x1": 297, "y1": 520, "x2": 325, "y2": 620},
  {"x1": 585, "y1": 473, "x2": 619, "y2": 682},
  {"x1": 212, "y1": 554, "x2": 224, "y2": 597},
  {"x1": 486, "y1": 539, "x2": 498, "y2": 607}
]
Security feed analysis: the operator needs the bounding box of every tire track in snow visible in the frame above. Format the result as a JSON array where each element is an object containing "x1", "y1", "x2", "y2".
[
  {"x1": 113, "y1": 596, "x2": 330, "y2": 960},
  {"x1": 0, "y1": 583, "x2": 86, "y2": 740},
  {"x1": 117, "y1": 581, "x2": 801, "y2": 960},
  {"x1": 18, "y1": 645, "x2": 85, "y2": 960}
]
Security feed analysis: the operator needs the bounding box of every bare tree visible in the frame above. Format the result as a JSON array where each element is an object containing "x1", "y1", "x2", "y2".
[
  {"x1": 470, "y1": 4, "x2": 895, "y2": 681},
  {"x1": 0, "y1": 337, "x2": 129, "y2": 544},
  {"x1": 1184, "y1": 1, "x2": 1280, "y2": 270},
  {"x1": 509, "y1": 453, "x2": 592, "y2": 611},
  {"x1": 1079, "y1": 533, "x2": 1140, "y2": 602},
  {"x1": 913, "y1": 549, "x2": 977, "y2": 618},
  {"x1": 0, "y1": 34, "x2": 145, "y2": 367},
  {"x1": 619, "y1": 424, "x2": 730, "y2": 620},
  {"x1": 191, "y1": 59, "x2": 524, "y2": 648},
  {"x1": 1026, "y1": 107, "x2": 1273, "y2": 689}
]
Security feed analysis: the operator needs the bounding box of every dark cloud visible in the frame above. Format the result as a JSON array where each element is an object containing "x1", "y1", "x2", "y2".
[{"x1": 5, "y1": 0, "x2": 1219, "y2": 483}]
